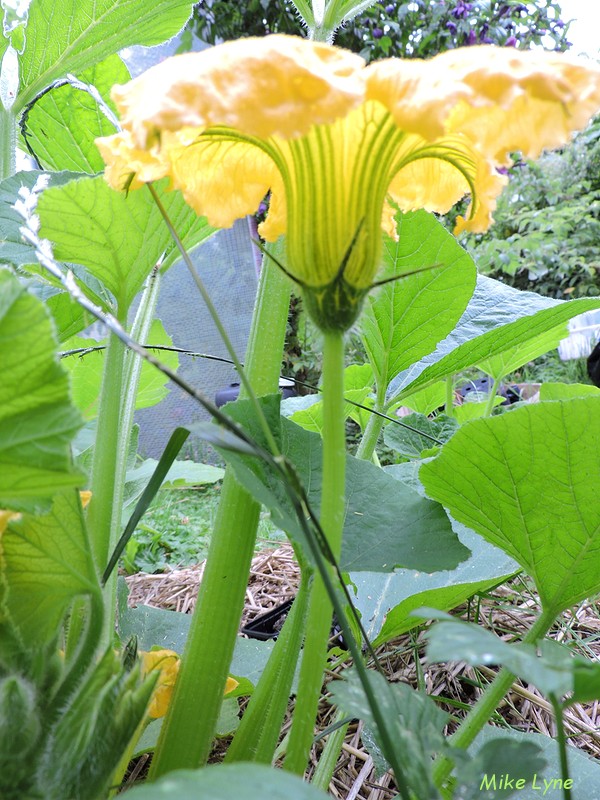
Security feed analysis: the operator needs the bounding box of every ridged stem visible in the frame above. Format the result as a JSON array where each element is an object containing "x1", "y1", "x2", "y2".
[
  {"x1": 0, "y1": 106, "x2": 16, "y2": 180},
  {"x1": 284, "y1": 330, "x2": 346, "y2": 774},
  {"x1": 149, "y1": 244, "x2": 291, "y2": 777}
]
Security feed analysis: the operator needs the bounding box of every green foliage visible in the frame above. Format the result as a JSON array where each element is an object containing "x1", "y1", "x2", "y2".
[
  {"x1": 464, "y1": 119, "x2": 600, "y2": 298},
  {"x1": 190, "y1": 0, "x2": 570, "y2": 61}
]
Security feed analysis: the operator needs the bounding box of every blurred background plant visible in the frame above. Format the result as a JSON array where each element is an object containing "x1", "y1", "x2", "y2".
[{"x1": 189, "y1": 0, "x2": 570, "y2": 59}]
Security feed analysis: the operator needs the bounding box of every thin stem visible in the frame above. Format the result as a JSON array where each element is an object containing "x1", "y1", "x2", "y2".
[
  {"x1": 551, "y1": 697, "x2": 573, "y2": 800},
  {"x1": 0, "y1": 106, "x2": 16, "y2": 180},
  {"x1": 284, "y1": 330, "x2": 346, "y2": 774},
  {"x1": 433, "y1": 608, "x2": 556, "y2": 790},
  {"x1": 445, "y1": 375, "x2": 455, "y2": 417},
  {"x1": 149, "y1": 247, "x2": 292, "y2": 777},
  {"x1": 483, "y1": 376, "x2": 500, "y2": 417},
  {"x1": 311, "y1": 712, "x2": 350, "y2": 791}
]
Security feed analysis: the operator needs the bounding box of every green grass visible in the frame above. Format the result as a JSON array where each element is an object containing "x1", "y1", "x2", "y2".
[{"x1": 122, "y1": 483, "x2": 285, "y2": 574}]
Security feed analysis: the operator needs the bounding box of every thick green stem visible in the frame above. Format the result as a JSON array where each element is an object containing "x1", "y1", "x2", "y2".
[
  {"x1": 149, "y1": 246, "x2": 291, "y2": 777},
  {"x1": 433, "y1": 608, "x2": 555, "y2": 790},
  {"x1": 284, "y1": 330, "x2": 346, "y2": 775},
  {"x1": 0, "y1": 106, "x2": 16, "y2": 180},
  {"x1": 225, "y1": 566, "x2": 310, "y2": 764},
  {"x1": 86, "y1": 329, "x2": 126, "y2": 647}
]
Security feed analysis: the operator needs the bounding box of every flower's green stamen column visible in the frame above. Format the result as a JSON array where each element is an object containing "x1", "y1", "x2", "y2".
[
  {"x1": 285, "y1": 329, "x2": 346, "y2": 774},
  {"x1": 150, "y1": 244, "x2": 292, "y2": 777}
]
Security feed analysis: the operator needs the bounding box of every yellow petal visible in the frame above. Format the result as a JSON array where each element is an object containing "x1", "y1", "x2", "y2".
[
  {"x1": 141, "y1": 649, "x2": 180, "y2": 719},
  {"x1": 96, "y1": 128, "x2": 171, "y2": 192},
  {"x1": 365, "y1": 57, "x2": 471, "y2": 140},
  {"x1": 166, "y1": 133, "x2": 279, "y2": 228},
  {"x1": 111, "y1": 35, "x2": 365, "y2": 149},
  {"x1": 224, "y1": 676, "x2": 239, "y2": 696}
]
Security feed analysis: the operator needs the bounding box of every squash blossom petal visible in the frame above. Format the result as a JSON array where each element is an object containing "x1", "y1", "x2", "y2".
[
  {"x1": 141, "y1": 650, "x2": 238, "y2": 719},
  {"x1": 97, "y1": 35, "x2": 600, "y2": 332}
]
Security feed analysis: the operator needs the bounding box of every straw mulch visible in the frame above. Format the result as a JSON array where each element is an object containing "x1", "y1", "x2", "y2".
[{"x1": 125, "y1": 546, "x2": 600, "y2": 797}]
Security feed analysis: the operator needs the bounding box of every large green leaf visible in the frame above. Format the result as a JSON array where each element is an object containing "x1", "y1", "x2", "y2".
[
  {"x1": 3, "y1": 491, "x2": 100, "y2": 643},
  {"x1": 37, "y1": 175, "x2": 216, "y2": 311},
  {"x1": 0, "y1": 171, "x2": 79, "y2": 268},
  {"x1": 454, "y1": 738, "x2": 546, "y2": 800},
  {"x1": 122, "y1": 763, "x2": 330, "y2": 800},
  {"x1": 15, "y1": 0, "x2": 193, "y2": 111},
  {"x1": 420, "y1": 398, "x2": 600, "y2": 615},
  {"x1": 22, "y1": 54, "x2": 130, "y2": 173},
  {"x1": 361, "y1": 210, "x2": 476, "y2": 393},
  {"x1": 389, "y1": 276, "x2": 600, "y2": 402},
  {"x1": 351, "y1": 520, "x2": 516, "y2": 645},
  {"x1": 209, "y1": 395, "x2": 469, "y2": 573},
  {"x1": 0, "y1": 268, "x2": 83, "y2": 512}
]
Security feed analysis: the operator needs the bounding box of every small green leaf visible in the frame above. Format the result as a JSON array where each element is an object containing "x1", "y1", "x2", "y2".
[
  {"x1": 16, "y1": 0, "x2": 194, "y2": 111},
  {"x1": 384, "y1": 413, "x2": 458, "y2": 459},
  {"x1": 361, "y1": 210, "x2": 476, "y2": 392},
  {"x1": 290, "y1": 364, "x2": 374, "y2": 434},
  {"x1": 38, "y1": 176, "x2": 216, "y2": 312},
  {"x1": 420, "y1": 398, "x2": 600, "y2": 615},
  {"x1": 454, "y1": 739, "x2": 546, "y2": 800},
  {"x1": 477, "y1": 323, "x2": 568, "y2": 381},
  {"x1": 121, "y1": 763, "x2": 331, "y2": 800},
  {"x1": 0, "y1": 269, "x2": 83, "y2": 512}
]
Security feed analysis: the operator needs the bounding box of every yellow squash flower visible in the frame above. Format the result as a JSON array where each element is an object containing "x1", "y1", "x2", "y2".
[
  {"x1": 141, "y1": 649, "x2": 238, "y2": 719},
  {"x1": 97, "y1": 35, "x2": 600, "y2": 331}
]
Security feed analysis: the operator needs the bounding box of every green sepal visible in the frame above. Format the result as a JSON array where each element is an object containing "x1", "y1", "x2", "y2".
[{"x1": 302, "y1": 278, "x2": 368, "y2": 333}]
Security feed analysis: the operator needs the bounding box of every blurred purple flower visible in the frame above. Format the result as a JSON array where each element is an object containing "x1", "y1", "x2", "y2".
[
  {"x1": 505, "y1": 35, "x2": 517, "y2": 47},
  {"x1": 385, "y1": 3, "x2": 395, "y2": 13},
  {"x1": 373, "y1": 27, "x2": 384, "y2": 39},
  {"x1": 466, "y1": 29, "x2": 477, "y2": 45},
  {"x1": 446, "y1": 20, "x2": 457, "y2": 33}
]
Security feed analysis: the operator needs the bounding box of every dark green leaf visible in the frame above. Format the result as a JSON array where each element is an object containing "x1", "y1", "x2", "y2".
[
  {"x1": 383, "y1": 413, "x2": 459, "y2": 459},
  {"x1": 454, "y1": 739, "x2": 546, "y2": 800},
  {"x1": 389, "y1": 276, "x2": 600, "y2": 403},
  {"x1": 214, "y1": 395, "x2": 469, "y2": 573},
  {"x1": 351, "y1": 521, "x2": 516, "y2": 645},
  {"x1": 330, "y1": 669, "x2": 447, "y2": 799}
]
